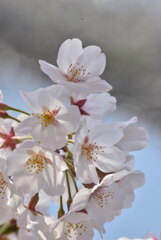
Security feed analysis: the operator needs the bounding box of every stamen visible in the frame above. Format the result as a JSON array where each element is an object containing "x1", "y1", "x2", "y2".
[
  {"x1": 0, "y1": 173, "x2": 7, "y2": 199},
  {"x1": 36, "y1": 108, "x2": 60, "y2": 128},
  {"x1": 82, "y1": 141, "x2": 104, "y2": 161},
  {"x1": 25, "y1": 153, "x2": 48, "y2": 174},
  {"x1": 94, "y1": 190, "x2": 114, "y2": 208},
  {"x1": 64, "y1": 221, "x2": 87, "y2": 238},
  {"x1": 67, "y1": 63, "x2": 90, "y2": 82}
]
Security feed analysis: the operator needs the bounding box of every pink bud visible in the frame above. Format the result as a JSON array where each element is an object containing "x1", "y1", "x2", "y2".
[
  {"x1": 0, "y1": 103, "x2": 10, "y2": 111},
  {"x1": 0, "y1": 111, "x2": 9, "y2": 119}
]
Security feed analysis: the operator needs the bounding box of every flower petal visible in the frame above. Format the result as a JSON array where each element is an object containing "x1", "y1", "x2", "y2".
[
  {"x1": 39, "y1": 60, "x2": 66, "y2": 83},
  {"x1": 57, "y1": 38, "x2": 83, "y2": 72}
]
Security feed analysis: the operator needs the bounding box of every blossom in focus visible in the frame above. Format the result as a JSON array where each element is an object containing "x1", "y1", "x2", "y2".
[
  {"x1": 54, "y1": 212, "x2": 94, "y2": 240},
  {"x1": 0, "y1": 39, "x2": 149, "y2": 240},
  {"x1": 73, "y1": 121, "x2": 126, "y2": 184},
  {"x1": 17, "y1": 85, "x2": 80, "y2": 149},
  {"x1": 16, "y1": 208, "x2": 57, "y2": 240},
  {"x1": 39, "y1": 38, "x2": 112, "y2": 96},
  {"x1": 71, "y1": 170, "x2": 145, "y2": 229},
  {"x1": 7, "y1": 141, "x2": 67, "y2": 196}
]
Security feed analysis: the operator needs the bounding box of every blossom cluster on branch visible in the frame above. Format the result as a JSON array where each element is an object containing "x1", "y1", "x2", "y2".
[{"x1": 0, "y1": 38, "x2": 148, "y2": 239}]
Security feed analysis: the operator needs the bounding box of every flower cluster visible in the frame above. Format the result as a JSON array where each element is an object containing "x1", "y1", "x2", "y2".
[{"x1": 0, "y1": 39, "x2": 148, "y2": 239}]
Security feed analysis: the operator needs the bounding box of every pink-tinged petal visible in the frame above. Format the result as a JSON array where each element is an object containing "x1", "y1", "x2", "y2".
[
  {"x1": 57, "y1": 38, "x2": 83, "y2": 72},
  {"x1": 41, "y1": 164, "x2": 57, "y2": 196},
  {"x1": 21, "y1": 88, "x2": 55, "y2": 114},
  {"x1": 71, "y1": 188, "x2": 90, "y2": 212},
  {"x1": 16, "y1": 116, "x2": 41, "y2": 136},
  {"x1": 117, "y1": 125, "x2": 148, "y2": 151},
  {"x1": 58, "y1": 105, "x2": 81, "y2": 134},
  {"x1": 41, "y1": 123, "x2": 67, "y2": 150},
  {"x1": 74, "y1": 45, "x2": 106, "y2": 77},
  {"x1": 118, "y1": 179, "x2": 135, "y2": 208},
  {"x1": 21, "y1": 89, "x2": 45, "y2": 113},
  {"x1": 81, "y1": 116, "x2": 103, "y2": 129},
  {"x1": 89, "y1": 125, "x2": 124, "y2": 147},
  {"x1": 87, "y1": 195, "x2": 121, "y2": 228},
  {"x1": 84, "y1": 93, "x2": 116, "y2": 118},
  {"x1": 46, "y1": 85, "x2": 69, "y2": 104},
  {"x1": 75, "y1": 155, "x2": 99, "y2": 184},
  {"x1": 42, "y1": 163, "x2": 66, "y2": 197},
  {"x1": 123, "y1": 171, "x2": 145, "y2": 189},
  {"x1": 94, "y1": 146, "x2": 126, "y2": 172},
  {"x1": 57, "y1": 77, "x2": 112, "y2": 96},
  {"x1": 39, "y1": 60, "x2": 66, "y2": 83}
]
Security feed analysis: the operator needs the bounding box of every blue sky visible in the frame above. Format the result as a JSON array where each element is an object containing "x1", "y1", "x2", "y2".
[{"x1": 1, "y1": 82, "x2": 161, "y2": 240}]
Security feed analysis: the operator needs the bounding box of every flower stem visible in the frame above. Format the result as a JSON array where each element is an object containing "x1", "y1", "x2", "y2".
[
  {"x1": 65, "y1": 170, "x2": 72, "y2": 210},
  {"x1": 8, "y1": 115, "x2": 21, "y2": 123},
  {"x1": 68, "y1": 170, "x2": 78, "y2": 193},
  {"x1": 9, "y1": 107, "x2": 30, "y2": 116},
  {"x1": 64, "y1": 158, "x2": 75, "y2": 171},
  {"x1": 58, "y1": 196, "x2": 65, "y2": 218},
  {"x1": 68, "y1": 140, "x2": 74, "y2": 144}
]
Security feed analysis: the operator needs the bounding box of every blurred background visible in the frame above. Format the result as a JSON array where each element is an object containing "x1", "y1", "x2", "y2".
[{"x1": 0, "y1": 0, "x2": 161, "y2": 239}]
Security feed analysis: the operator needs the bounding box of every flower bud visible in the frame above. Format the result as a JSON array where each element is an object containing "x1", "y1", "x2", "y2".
[
  {"x1": 0, "y1": 103, "x2": 10, "y2": 111},
  {"x1": 0, "y1": 111, "x2": 9, "y2": 119},
  {"x1": 28, "y1": 193, "x2": 39, "y2": 211}
]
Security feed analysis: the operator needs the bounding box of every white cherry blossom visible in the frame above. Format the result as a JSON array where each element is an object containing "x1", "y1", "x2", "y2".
[
  {"x1": 18, "y1": 85, "x2": 80, "y2": 150},
  {"x1": 54, "y1": 212, "x2": 94, "y2": 240},
  {"x1": 16, "y1": 207, "x2": 57, "y2": 240},
  {"x1": 39, "y1": 38, "x2": 112, "y2": 96},
  {"x1": 71, "y1": 170, "x2": 145, "y2": 229},
  {"x1": 114, "y1": 117, "x2": 148, "y2": 152},
  {"x1": 7, "y1": 141, "x2": 67, "y2": 196},
  {"x1": 73, "y1": 121, "x2": 126, "y2": 184}
]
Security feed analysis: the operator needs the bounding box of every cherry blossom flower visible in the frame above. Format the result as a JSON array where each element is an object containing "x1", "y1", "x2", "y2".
[
  {"x1": 18, "y1": 85, "x2": 80, "y2": 150},
  {"x1": 7, "y1": 141, "x2": 67, "y2": 196},
  {"x1": 54, "y1": 211, "x2": 94, "y2": 240},
  {"x1": 114, "y1": 117, "x2": 148, "y2": 152},
  {"x1": 16, "y1": 208, "x2": 57, "y2": 240},
  {"x1": 0, "y1": 39, "x2": 149, "y2": 240},
  {"x1": 39, "y1": 38, "x2": 112, "y2": 96},
  {"x1": 71, "y1": 170, "x2": 145, "y2": 229},
  {"x1": 71, "y1": 92, "x2": 116, "y2": 129},
  {"x1": 73, "y1": 121, "x2": 126, "y2": 184}
]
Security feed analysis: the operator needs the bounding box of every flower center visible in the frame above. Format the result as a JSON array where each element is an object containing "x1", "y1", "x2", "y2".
[
  {"x1": 94, "y1": 190, "x2": 114, "y2": 208},
  {"x1": 66, "y1": 63, "x2": 90, "y2": 82},
  {"x1": 25, "y1": 154, "x2": 47, "y2": 174},
  {"x1": 0, "y1": 173, "x2": 7, "y2": 199},
  {"x1": 64, "y1": 221, "x2": 87, "y2": 238},
  {"x1": 36, "y1": 108, "x2": 60, "y2": 128},
  {"x1": 82, "y1": 138, "x2": 104, "y2": 161},
  {"x1": 0, "y1": 127, "x2": 17, "y2": 150},
  {"x1": 82, "y1": 144, "x2": 95, "y2": 160}
]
